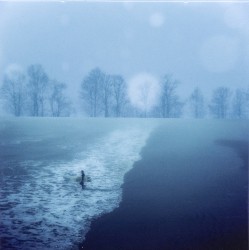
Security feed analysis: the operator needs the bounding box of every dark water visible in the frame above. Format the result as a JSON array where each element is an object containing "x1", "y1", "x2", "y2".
[
  {"x1": 82, "y1": 120, "x2": 248, "y2": 250},
  {"x1": 0, "y1": 118, "x2": 248, "y2": 250},
  {"x1": 215, "y1": 139, "x2": 248, "y2": 170},
  {"x1": 0, "y1": 118, "x2": 156, "y2": 250}
]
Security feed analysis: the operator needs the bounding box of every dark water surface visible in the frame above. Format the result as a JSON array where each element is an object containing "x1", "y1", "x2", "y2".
[
  {"x1": 0, "y1": 119, "x2": 248, "y2": 250},
  {"x1": 0, "y1": 118, "x2": 156, "y2": 249},
  {"x1": 82, "y1": 120, "x2": 248, "y2": 250}
]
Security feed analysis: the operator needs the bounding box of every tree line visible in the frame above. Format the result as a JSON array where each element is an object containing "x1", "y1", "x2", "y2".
[
  {"x1": 0, "y1": 64, "x2": 72, "y2": 117},
  {"x1": 1, "y1": 64, "x2": 249, "y2": 119}
]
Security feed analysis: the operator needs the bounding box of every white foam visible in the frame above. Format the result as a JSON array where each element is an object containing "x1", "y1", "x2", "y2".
[{"x1": 1, "y1": 128, "x2": 152, "y2": 249}]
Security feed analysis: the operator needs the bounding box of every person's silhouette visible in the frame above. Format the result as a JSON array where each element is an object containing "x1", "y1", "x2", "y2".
[{"x1": 80, "y1": 170, "x2": 85, "y2": 189}]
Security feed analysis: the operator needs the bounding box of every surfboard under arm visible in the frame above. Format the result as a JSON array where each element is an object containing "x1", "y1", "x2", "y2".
[{"x1": 75, "y1": 175, "x2": 91, "y2": 183}]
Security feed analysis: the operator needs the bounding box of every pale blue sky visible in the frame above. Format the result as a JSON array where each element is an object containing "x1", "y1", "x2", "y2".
[{"x1": 0, "y1": 1, "x2": 249, "y2": 110}]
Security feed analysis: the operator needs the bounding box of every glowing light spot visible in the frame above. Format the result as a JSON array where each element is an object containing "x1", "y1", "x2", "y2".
[
  {"x1": 149, "y1": 12, "x2": 165, "y2": 28},
  {"x1": 199, "y1": 35, "x2": 239, "y2": 73},
  {"x1": 128, "y1": 73, "x2": 161, "y2": 112}
]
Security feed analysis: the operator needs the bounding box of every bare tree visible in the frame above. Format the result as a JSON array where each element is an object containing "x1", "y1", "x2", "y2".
[
  {"x1": 189, "y1": 87, "x2": 205, "y2": 118},
  {"x1": 112, "y1": 75, "x2": 127, "y2": 117},
  {"x1": 140, "y1": 80, "x2": 151, "y2": 118},
  {"x1": 49, "y1": 81, "x2": 71, "y2": 117},
  {"x1": 101, "y1": 74, "x2": 113, "y2": 117},
  {"x1": 122, "y1": 102, "x2": 140, "y2": 118},
  {"x1": 160, "y1": 75, "x2": 184, "y2": 118},
  {"x1": 209, "y1": 87, "x2": 231, "y2": 119},
  {"x1": 80, "y1": 68, "x2": 104, "y2": 117},
  {"x1": 232, "y1": 88, "x2": 248, "y2": 119},
  {"x1": 1, "y1": 67, "x2": 26, "y2": 116},
  {"x1": 27, "y1": 64, "x2": 49, "y2": 116}
]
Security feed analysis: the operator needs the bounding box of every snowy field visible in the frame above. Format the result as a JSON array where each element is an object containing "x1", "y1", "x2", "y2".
[{"x1": 0, "y1": 118, "x2": 248, "y2": 249}]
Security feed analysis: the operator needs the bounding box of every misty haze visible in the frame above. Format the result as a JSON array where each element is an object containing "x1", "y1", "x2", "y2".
[{"x1": 0, "y1": 1, "x2": 248, "y2": 250}]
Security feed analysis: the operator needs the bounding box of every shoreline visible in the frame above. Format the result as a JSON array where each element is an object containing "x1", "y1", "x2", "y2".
[{"x1": 80, "y1": 123, "x2": 248, "y2": 250}]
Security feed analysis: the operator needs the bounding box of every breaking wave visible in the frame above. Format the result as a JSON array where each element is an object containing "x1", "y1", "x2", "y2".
[{"x1": 0, "y1": 128, "x2": 152, "y2": 249}]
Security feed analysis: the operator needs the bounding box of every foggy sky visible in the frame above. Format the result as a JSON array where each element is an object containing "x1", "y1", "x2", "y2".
[{"x1": 0, "y1": 1, "x2": 249, "y2": 113}]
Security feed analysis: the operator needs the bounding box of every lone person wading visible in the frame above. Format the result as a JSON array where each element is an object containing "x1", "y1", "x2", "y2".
[{"x1": 80, "y1": 170, "x2": 85, "y2": 189}]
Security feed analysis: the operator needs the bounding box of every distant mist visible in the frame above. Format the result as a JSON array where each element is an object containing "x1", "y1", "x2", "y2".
[
  {"x1": 0, "y1": 64, "x2": 248, "y2": 119},
  {"x1": 0, "y1": 2, "x2": 249, "y2": 118}
]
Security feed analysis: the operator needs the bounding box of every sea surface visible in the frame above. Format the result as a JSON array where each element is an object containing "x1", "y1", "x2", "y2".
[
  {"x1": 82, "y1": 119, "x2": 248, "y2": 250},
  {"x1": 0, "y1": 118, "x2": 156, "y2": 249},
  {"x1": 0, "y1": 118, "x2": 248, "y2": 250}
]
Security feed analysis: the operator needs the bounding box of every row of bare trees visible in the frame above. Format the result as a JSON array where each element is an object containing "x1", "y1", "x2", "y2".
[
  {"x1": 1, "y1": 65, "x2": 248, "y2": 119},
  {"x1": 80, "y1": 68, "x2": 127, "y2": 117},
  {"x1": 189, "y1": 87, "x2": 249, "y2": 119},
  {"x1": 80, "y1": 68, "x2": 249, "y2": 119},
  {"x1": 80, "y1": 69, "x2": 186, "y2": 118},
  {"x1": 0, "y1": 64, "x2": 72, "y2": 117}
]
